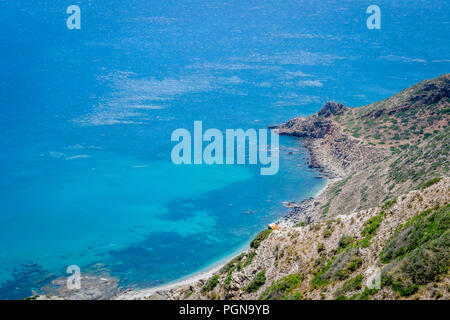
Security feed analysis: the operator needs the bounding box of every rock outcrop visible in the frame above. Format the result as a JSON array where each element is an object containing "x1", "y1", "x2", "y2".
[{"x1": 272, "y1": 108, "x2": 387, "y2": 177}]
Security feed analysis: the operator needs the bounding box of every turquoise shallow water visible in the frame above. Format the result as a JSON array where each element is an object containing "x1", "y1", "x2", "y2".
[
  {"x1": 0, "y1": 0, "x2": 448, "y2": 299},
  {"x1": 0, "y1": 134, "x2": 326, "y2": 298}
]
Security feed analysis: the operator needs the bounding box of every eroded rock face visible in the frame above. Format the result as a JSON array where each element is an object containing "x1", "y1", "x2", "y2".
[
  {"x1": 410, "y1": 77, "x2": 449, "y2": 105},
  {"x1": 317, "y1": 102, "x2": 346, "y2": 118},
  {"x1": 273, "y1": 111, "x2": 387, "y2": 177},
  {"x1": 364, "y1": 74, "x2": 450, "y2": 119},
  {"x1": 278, "y1": 197, "x2": 314, "y2": 227},
  {"x1": 274, "y1": 117, "x2": 333, "y2": 139}
]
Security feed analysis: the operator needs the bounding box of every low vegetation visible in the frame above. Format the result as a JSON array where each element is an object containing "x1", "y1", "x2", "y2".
[
  {"x1": 244, "y1": 271, "x2": 266, "y2": 293},
  {"x1": 420, "y1": 177, "x2": 443, "y2": 189},
  {"x1": 335, "y1": 274, "x2": 363, "y2": 297},
  {"x1": 380, "y1": 204, "x2": 449, "y2": 296},
  {"x1": 250, "y1": 230, "x2": 272, "y2": 249},
  {"x1": 312, "y1": 247, "x2": 363, "y2": 288},
  {"x1": 260, "y1": 274, "x2": 303, "y2": 300},
  {"x1": 201, "y1": 275, "x2": 220, "y2": 293}
]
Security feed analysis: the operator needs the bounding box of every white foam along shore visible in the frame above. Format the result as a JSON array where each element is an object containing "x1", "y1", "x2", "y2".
[
  {"x1": 113, "y1": 242, "x2": 250, "y2": 300},
  {"x1": 114, "y1": 265, "x2": 220, "y2": 300},
  {"x1": 114, "y1": 178, "x2": 330, "y2": 300}
]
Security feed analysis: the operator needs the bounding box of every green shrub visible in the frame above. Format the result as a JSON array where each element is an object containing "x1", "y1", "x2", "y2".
[
  {"x1": 223, "y1": 252, "x2": 256, "y2": 289},
  {"x1": 358, "y1": 238, "x2": 371, "y2": 248},
  {"x1": 322, "y1": 226, "x2": 334, "y2": 239},
  {"x1": 420, "y1": 177, "x2": 442, "y2": 189},
  {"x1": 381, "y1": 204, "x2": 449, "y2": 262},
  {"x1": 382, "y1": 277, "x2": 419, "y2": 297},
  {"x1": 220, "y1": 253, "x2": 245, "y2": 274},
  {"x1": 390, "y1": 146, "x2": 401, "y2": 154},
  {"x1": 380, "y1": 204, "x2": 450, "y2": 296},
  {"x1": 336, "y1": 274, "x2": 363, "y2": 296},
  {"x1": 260, "y1": 274, "x2": 302, "y2": 300},
  {"x1": 350, "y1": 286, "x2": 379, "y2": 300},
  {"x1": 295, "y1": 221, "x2": 308, "y2": 227},
  {"x1": 244, "y1": 271, "x2": 266, "y2": 293},
  {"x1": 362, "y1": 211, "x2": 384, "y2": 238},
  {"x1": 337, "y1": 258, "x2": 363, "y2": 280},
  {"x1": 312, "y1": 248, "x2": 363, "y2": 287},
  {"x1": 311, "y1": 258, "x2": 335, "y2": 288},
  {"x1": 338, "y1": 236, "x2": 354, "y2": 249},
  {"x1": 250, "y1": 230, "x2": 272, "y2": 249},
  {"x1": 224, "y1": 264, "x2": 237, "y2": 290},
  {"x1": 201, "y1": 275, "x2": 220, "y2": 293},
  {"x1": 282, "y1": 292, "x2": 303, "y2": 300},
  {"x1": 382, "y1": 198, "x2": 397, "y2": 210},
  {"x1": 243, "y1": 251, "x2": 256, "y2": 268},
  {"x1": 317, "y1": 242, "x2": 325, "y2": 253},
  {"x1": 322, "y1": 202, "x2": 331, "y2": 216}
]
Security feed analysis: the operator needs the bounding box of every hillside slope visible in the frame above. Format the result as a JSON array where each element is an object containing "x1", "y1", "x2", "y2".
[{"x1": 275, "y1": 74, "x2": 449, "y2": 219}]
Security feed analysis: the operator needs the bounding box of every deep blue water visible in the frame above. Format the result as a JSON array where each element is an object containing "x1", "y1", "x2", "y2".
[{"x1": 0, "y1": 0, "x2": 448, "y2": 299}]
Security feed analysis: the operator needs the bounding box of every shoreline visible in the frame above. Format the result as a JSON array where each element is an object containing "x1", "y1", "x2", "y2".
[
  {"x1": 113, "y1": 242, "x2": 251, "y2": 300},
  {"x1": 114, "y1": 174, "x2": 331, "y2": 300}
]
